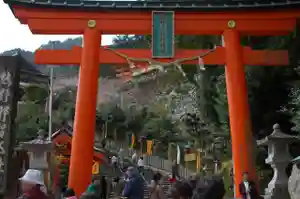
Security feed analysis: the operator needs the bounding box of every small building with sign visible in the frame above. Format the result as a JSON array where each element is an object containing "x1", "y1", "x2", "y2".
[
  {"x1": 51, "y1": 124, "x2": 109, "y2": 190},
  {"x1": 51, "y1": 125, "x2": 108, "y2": 169}
]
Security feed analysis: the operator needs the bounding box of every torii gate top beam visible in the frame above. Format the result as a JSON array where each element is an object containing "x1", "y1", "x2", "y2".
[
  {"x1": 5, "y1": 0, "x2": 300, "y2": 11},
  {"x1": 4, "y1": 0, "x2": 300, "y2": 35}
]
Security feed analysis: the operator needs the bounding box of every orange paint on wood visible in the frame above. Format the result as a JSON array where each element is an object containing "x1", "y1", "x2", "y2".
[
  {"x1": 68, "y1": 27, "x2": 101, "y2": 196},
  {"x1": 11, "y1": 6, "x2": 297, "y2": 35},
  {"x1": 223, "y1": 30, "x2": 257, "y2": 197},
  {"x1": 34, "y1": 46, "x2": 289, "y2": 66},
  {"x1": 25, "y1": 18, "x2": 295, "y2": 35}
]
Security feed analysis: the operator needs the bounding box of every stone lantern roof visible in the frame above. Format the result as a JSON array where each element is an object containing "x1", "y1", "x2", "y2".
[
  {"x1": 20, "y1": 129, "x2": 53, "y2": 151},
  {"x1": 257, "y1": 124, "x2": 300, "y2": 146}
]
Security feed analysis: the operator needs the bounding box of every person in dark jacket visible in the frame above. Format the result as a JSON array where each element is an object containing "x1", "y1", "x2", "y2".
[
  {"x1": 100, "y1": 176, "x2": 107, "y2": 199},
  {"x1": 122, "y1": 167, "x2": 144, "y2": 199},
  {"x1": 239, "y1": 172, "x2": 258, "y2": 199},
  {"x1": 169, "y1": 160, "x2": 179, "y2": 182},
  {"x1": 172, "y1": 160, "x2": 180, "y2": 178},
  {"x1": 168, "y1": 181, "x2": 193, "y2": 199},
  {"x1": 18, "y1": 169, "x2": 49, "y2": 199}
]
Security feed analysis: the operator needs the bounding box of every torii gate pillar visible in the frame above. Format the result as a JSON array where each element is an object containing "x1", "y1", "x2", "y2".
[
  {"x1": 224, "y1": 29, "x2": 257, "y2": 192},
  {"x1": 68, "y1": 24, "x2": 101, "y2": 195}
]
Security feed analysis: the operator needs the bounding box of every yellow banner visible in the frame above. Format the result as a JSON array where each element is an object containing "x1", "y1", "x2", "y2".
[
  {"x1": 92, "y1": 161, "x2": 100, "y2": 174},
  {"x1": 131, "y1": 134, "x2": 135, "y2": 148},
  {"x1": 146, "y1": 140, "x2": 153, "y2": 155},
  {"x1": 196, "y1": 154, "x2": 200, "y2": 170}
]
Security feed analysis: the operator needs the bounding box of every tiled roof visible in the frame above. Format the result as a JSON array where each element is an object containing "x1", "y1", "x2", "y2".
[{"x1": 4, "y1": 0, "x2": 300, "y2": 11}]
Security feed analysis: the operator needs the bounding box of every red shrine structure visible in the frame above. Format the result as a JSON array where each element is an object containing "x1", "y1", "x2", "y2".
[{"x1": 4, "y1": 0, "x2": 300, "y2": 196}]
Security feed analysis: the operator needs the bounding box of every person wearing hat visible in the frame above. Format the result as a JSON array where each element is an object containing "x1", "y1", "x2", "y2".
[{"x1": 18, "y1": 169, "x2": 49, "y2": 199}]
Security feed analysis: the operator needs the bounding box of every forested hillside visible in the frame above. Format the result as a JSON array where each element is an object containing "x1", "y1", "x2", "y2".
[{"x1": 3, "y1": 32, "x2": 300, "y2": 161}]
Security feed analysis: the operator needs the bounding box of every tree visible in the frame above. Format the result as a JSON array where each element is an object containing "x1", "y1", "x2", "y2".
[
  {"x1": 16, "y1": 102, "x2": 49, "y2": 141},
  {"x1": 286, "y1": 26, "x2": 300, "y2": 135},
  {"x1": 16, "y1": 86, "x2": 77, "y2": 141}
]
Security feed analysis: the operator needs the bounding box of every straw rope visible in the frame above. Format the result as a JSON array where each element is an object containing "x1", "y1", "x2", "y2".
[{"x1": 103, "y1": 46, "x2": 218, "y2": 78}]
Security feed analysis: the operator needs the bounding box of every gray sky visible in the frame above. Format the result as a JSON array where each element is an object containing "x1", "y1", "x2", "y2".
[{"x1": 0, "y1": 1, "x2": 115, "y2": 53}]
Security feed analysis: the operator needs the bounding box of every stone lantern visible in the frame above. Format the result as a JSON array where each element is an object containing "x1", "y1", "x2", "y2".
[
  {"x1": 20, "y1": 130, "x2": 53, "y2": 170},
  {"x1": 257, "y1": 124, "x2": 300, "y2": 199}
]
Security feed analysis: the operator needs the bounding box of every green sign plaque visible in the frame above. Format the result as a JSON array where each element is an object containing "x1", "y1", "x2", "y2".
[{"x1": 152, "y1": 11, "x2": 174, "y2": 58}]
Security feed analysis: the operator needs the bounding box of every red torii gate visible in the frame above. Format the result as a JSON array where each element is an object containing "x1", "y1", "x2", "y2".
[{"x1": 4, "y1": 0, "x2": 300, "y2": 196}]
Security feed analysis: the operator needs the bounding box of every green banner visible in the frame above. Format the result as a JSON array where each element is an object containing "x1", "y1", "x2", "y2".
[{"x1": 152, "y1": 11, "x2": 174, "y2": 58}]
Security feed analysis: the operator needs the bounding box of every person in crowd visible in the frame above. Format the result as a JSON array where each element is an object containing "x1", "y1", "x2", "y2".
[
  {"x1": 187, "y1": 175, "x2": 198, "y2": 191},
  {"x1": 100, "y1": 176, "x2": 107, "y2": 199},
  {"x1": 119, "y1": 148, "x2": 124, "y2": 160},
  {"x1": 169, "y1": 160, "x2": 179, "y2": 182},
  {"x1": 168, "y1": 173, "x2": 176, "y2": 183},
  {"x1": 132, "y1": 151, "x2": 138, "y2": 164},
  {"x1": 18, "y1": 169, "x2": 49, "y2": 199},
  {"x1": 239, "y1": 172, "x2": 258, "y2": 199},
  {"x1": 86, "y1": 176, "x2": 101, "y2": 195},
  {"x1": 122, "y1": 167, "x2": 144, "y2": 199},
  {"x1": 137, "y1": 156, "x2": 144, "y2": 174},
  {"x1": 63, "y1": 188, "x2": 77, "y2": 199},
  {"x1": 80, "y1": 192, "x2": 98, "y2": 199},
  {"x1": 111, "y1": 155, "x2": 118, "y2": 168},
  {"x1": 149, "y1": 172, "x2": 166, "y2": 199},
  {"x1": 200, "y1": 175, "x2": 226, "y2": 199},
  {"x1": 169, "y1": 181, "x2": 193, "y2": 199}
]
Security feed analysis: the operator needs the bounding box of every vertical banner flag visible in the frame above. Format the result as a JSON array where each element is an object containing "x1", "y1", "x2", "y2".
[
  {"x1": 176, "y1": 145, "x2": 181, "y2": 164},
  {"x1": 131, "y1": 134, "x2": 135, "y2": 148},
  {"x1": 128, "y1": 133, "x2": 132, "y2": 146},
  {"x1": 198, "y1": 57, "x2": 205, "y2": 71},
  {"x1": 146, "y1": 140, "x2": 153, "y2": 155},
  {"x1": 196, "y1": 154, "x2": 200, "y2": 170}
]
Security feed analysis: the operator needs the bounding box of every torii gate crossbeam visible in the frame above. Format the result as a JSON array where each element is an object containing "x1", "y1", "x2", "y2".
[{"x1": 35, "y1": 46, "x2": 289, "y2": 66}]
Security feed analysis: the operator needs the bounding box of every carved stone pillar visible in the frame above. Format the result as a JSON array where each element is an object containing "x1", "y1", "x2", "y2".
[{"x1": 257, "y1": 124, "x2": 300, "y2": 199}]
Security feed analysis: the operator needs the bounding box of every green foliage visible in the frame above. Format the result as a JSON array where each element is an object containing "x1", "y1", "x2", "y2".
[
  {"x1": 286, "y1": 26, "x2": 300, "y2": 135},
  {"x1": 16, "y1": 86, "x2": 77, "y2": 142},
  {"x1": 182, "y1": 113, "x2": 213, "y2": 149},
  {"x1": 16, "y1": 102, "x2": 49, "y2": 141},
  {"x1": 22, "y1": 85, "x2": 48, "y2": 104}
]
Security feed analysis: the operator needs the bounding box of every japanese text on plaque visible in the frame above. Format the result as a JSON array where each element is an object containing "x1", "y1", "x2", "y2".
[{"x1": 0, "y1": 68, "x2": 12, "y2": 178}]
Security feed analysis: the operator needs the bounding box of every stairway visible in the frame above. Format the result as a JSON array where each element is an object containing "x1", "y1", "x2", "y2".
[
  {"x1": 107, "y1": 168, "x2": 172, "y2": 199},
  {"x1": 143, "y1": 177, "x2": 171, "y2": 199}
]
